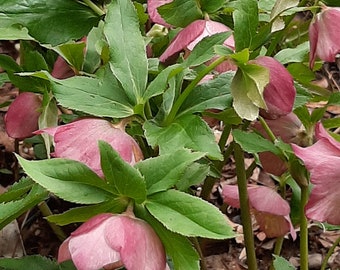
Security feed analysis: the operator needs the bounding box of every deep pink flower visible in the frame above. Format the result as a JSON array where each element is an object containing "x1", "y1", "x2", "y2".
[
  {"x1": 159, "y1": 19, "x2": 235, "y2": 63},
  {"x1": 5, "y1": 92, "x2": 42, "y2": 139},
  {"x1": 222, "y1": 184, "x2": 296, "y2": 239},
  {"x1": 147, "y1": 0, "x2": 173, "y2": 27},
  {"x1": 36, "y1": 119, "x2": 143, "y2": 177},
  {"x1": 51, "y1": 56, "x2": 75, "y2": 79},
  {"x1": 251, "y1": 56, "x2": 296, "y2": 118},
  {"x1": 309, "y1": 7, "x2": 340, "y2": 68},
  {"x1": 292, "y1": 122, "x2": 340, "y2": 224},
  {"x1": 58, "y1": 213, "x2": 168, "y2": 270}
]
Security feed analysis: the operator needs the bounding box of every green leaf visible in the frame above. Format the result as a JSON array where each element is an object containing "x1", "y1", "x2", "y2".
[
  {"x1": 0, "y1": 54, "x2": 22, "y2": 72},
  {"x1": 0, "y1": 255, "x2": 76, "y2": 270},
  {"x1": 135, "y1": 149, "x2": 204, "y2": 195},
  {"x1": 99, "y1": 141, "x2": 146, "y2": 204},
  {"x1": 146, "y1": 189, "x2": 235, "y2": 239},
  {"x1": 144, "y1": 114, "x2": 223, "y2": 160},
  {"x1": 232, "y1": 129, "x2": 281, "y2": 155},
  {"x1": 0, "y1": 0, "x2": 101, "y2": 46},
  {"x1": 185, "y1": 32, "x2": 231, "y2": 67},
  {"x1": 135, "y1": 206, "x2": 200, "y2": 270},
  {"x1": 200, "y1": 0, "x2": 225, "y2": 13},
  {"x1": 0, "y1": 25, "x2": 33, "y2": 41},
  {"x1": 233, "y1": 0, "x2": 259, "y2": 51},
  {"x1": 0, "y1": 184, "x2": 48, "y2": 230},
  {"x1": 47, "y1": 199, "x2": 127, "y2": 226},
  {"x1": 55, "y1": 42, "x2": 86, "y2": 72},
  {"x1": 270, "y1": 0, "x2": 299, "y2": 32},
  {"x1": 231, "y1": 63, "x2": 269, "y2": 121},
  {"x1": 158, "y1": 0, "x2": 202, "y2": 28},
  {"x1": 274, "y1": 41, "x2": 309, "y2": 65},
  {"x1": 16, "y1": 155, "x2": 113, "y2": 204},
  {"x1": 21, "y1": 41, "x2": 49, "y2": 71},
  {"x1": 51, "y1": 66, "x2": 134, "y2": 118},
  {"x1": 104, "y1": 0, "x2": 148, "y2": 104},
  {"x1": 178, "y1": 72, "x2": 234, "y2": 116},
  {"x1": 272, "y1": 255, "x2": 295, "y2": 270},
  {"x1": 176, "y1": 161, "x2": 210, "y2": 191},
  {"x1": 0, "y1": 177, "x2": 34, "y2": 203}
]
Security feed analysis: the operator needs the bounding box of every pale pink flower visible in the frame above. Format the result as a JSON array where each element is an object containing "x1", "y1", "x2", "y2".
[
  {"x1": 309, "y1": 7, "x2": 340, "y2": 68},
  {"x1": 36, "y1": 119, "x2": 143, "y2": 177},
  {"x1": 159, "y1": 19, "x2": 235, "y2": 63},
  {"x1": 147, "y1": 0, "x2": 173, "y2": 27},
  {"x1": 58, "y1": 213, "x2": 168, "y2": 270},
  {"x1": 5, "y1": 92, "x2": 42, "y2": 139},
  {"x1": 252, "y1": 56, "x2": 296, "y2": 118},
  {"x1": 292, "y1": 122, "x2": 340, "y2": 224},
  {"x1": 222, "y1": 184, "x2": 296, "y2": 239}
]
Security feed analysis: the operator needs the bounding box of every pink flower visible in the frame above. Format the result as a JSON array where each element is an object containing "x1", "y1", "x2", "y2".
[
  {"x1": 159, "y1": 19, "x2": 235, "y2": 63},
  {"x1": 51, "y1": 56, "x2": 75, "y2": 79},
  {"x1": 309, "y1": 7, "x2": 340, "y2": 68},
  {"x1": 58, "y1": 213, "x2": 168, "y2": 270},
  {"x1": 147, "y1": 0, "x2": 173, "y2": 27},
  {"x1": 292, "y1": 122, "x2": 340, "y2": 224},
  {"x1": 36, "y1": 119, "x2": 143, "y2": 177},
  {"x1": 251, "y1": 56, "x2": 296, "y2": 118},
  {"x1": 5, "y1": 92, "x2": 42, "y2": 139},
  {"x1": 222, "y1": 185, "x2": 296, "y2": 239}
]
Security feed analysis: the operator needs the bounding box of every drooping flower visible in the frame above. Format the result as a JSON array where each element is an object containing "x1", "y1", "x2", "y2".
[
  {"x1": 251, "y1": 56, "x2": 296, "y2": 118},
  {"x1": 58, "y1": 213, "x2": 168, "y2": 270},
  {"x1": 222, "y1": 184, "x2": 296, "y2": 239},
  {"x1": 309, "y1": 6, "x2": 340, "y2": 68},
  {"x1": 36, "y1": 118, "x2": 143, "y2": 177},
  {"x1": 292, "y1": 122, "x2": 340, "y2": 225},
  {"x1": 5, "y1": 92, "x2": 42, "y2": 139},
  {"x1": 147, "y1": 0, "x2": 173, "y2": 27},
  {"x1": 159, "y1": 19, "x2": 235, "y2": 63}
]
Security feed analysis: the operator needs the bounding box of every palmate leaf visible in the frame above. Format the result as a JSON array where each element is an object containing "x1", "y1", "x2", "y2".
[{"x1": 0, "y1": 0, "x2": 101, "y2": 45}]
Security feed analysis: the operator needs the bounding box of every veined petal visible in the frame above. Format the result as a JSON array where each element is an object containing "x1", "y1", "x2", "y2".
[{"x1": 147, "y1": 0, "x2": 172, "y2": 27}]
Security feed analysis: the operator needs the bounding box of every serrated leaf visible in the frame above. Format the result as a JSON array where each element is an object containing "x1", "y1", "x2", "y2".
[
  {"x1": 178, "y1": 72, "x2": 234, "y2": 117},
  {"x1": 270, "y1": 0, "x2": 299, "y2": 32},
  {"x1": 51, "y1": 66, "x2": 134, "y2": 118},
  {"x1": 55, "y1": 42, "x2": 86, "y2": 72},
  {"x1": 274, "y1": 42, "x2": 309, "y2": 65},
  {"x1": 144, "y1": 114, "x2": 223, "y2": 160},
  {"x1": 272, "y1": 255, "x2": 295, "y2": 270},
  {"x1": 0, "y1": 184, "x2": 48, "y2": 230},
  {"x1": 99, "y1": 141, "x2": 146, "y2": 203},
  {"x1": 0, "y1": 0, "x2": 101, "y2": 46},
  {"x1": 16, "y1": 155, "x2": 113, "y2": 204},
  {"x1": 232, "y1": 129, "x2": 281, "y2": 155},
  {"x1": 146, "y1": 189, "x2": 235, "y2": 239},
  {"x1": 0, "y1": 177, "x2": 34, "y2": 203},
  {"x1": 158, "y1": 0, "x2": 202, "y2": 28},
  {"x1": 176, "y1": 161, "x2": 210, "y2": 191},
  {"x1": 135, "y1": 149, "x2": 204, "y2": 195},
  {"x1": 104, "y1": 0, "x2": 148, "y2": 104},
  {"x1": 200, "y1": 0, "x2": 225, "y2": 13}
]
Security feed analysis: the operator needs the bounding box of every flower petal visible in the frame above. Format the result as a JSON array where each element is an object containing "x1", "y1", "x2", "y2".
[{"x1": 147, "y1": 0, "x2": 172, "y2": 27}]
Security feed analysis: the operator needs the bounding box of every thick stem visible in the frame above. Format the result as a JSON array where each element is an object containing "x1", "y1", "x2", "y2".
[
  {"x1": 233, "y1": 142, "x2": 258, "y2": 270},
  {"x1": 299, "y1": 185, "x2": 309, "y2": 270}
]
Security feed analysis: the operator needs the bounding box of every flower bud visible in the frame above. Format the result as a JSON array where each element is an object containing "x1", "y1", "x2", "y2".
[
  {"x1": 5, "y1": 92, "x2": 42, "y2": 140},
  {"x1": 309, "y1": 7, "x2": 340, "y2": 68}
]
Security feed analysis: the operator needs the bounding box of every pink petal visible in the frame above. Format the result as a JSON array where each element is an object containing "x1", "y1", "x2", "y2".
[
  {"x1": 315, "y1": 122, "x2": 340, "y2": 150},
  {"x1": 51, "y1": 56, "x2": 75, "y2": 79},
  {"x1": 147, "y1": 0, "x2": 172, "y2": 27},
  {"x1": 253, "y1": 56, "x2": 296, "y2": 117},
  {"x1": 258, "y1": 151, "x2": 287, "y2": 176},
  {"x1": 5, "y1": 92, "x2": 42, "y2": 139},
  {"x1": 308, "y1": 17, "x2": 318, "y2": 69},
  {"x1": 105, "y1": 215, "x2": 167, "y2": 270},
  {"x1": 221, "y1": 184, "x2": 241, "y2": 208},
  {"x1": 38, "y1": 119, "x2": 143, "y2": 177},
  {"x1": 159, "y1": 20, "x2": 205, "y2": 62},
  {"x1": 57, "y1": 238, "x2": 72, "y2": 263}
]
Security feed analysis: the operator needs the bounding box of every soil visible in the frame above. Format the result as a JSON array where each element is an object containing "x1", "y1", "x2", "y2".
[{"x1": 1, "y1": 41, "x2": 340, "y2": 270}]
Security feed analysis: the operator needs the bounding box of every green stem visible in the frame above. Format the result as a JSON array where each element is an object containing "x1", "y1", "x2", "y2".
[
  {"x1": 192, "y1": 238, "x2": 207, "y2": 270},
  {"x1": 321, "y1": 234, "x2": 340, "y2": 270},
  {"x1": 163, "y1": 56, "x2": 227, "y2": 126},
  {"x1": 299, "y1": 185, "x2": 309, "y2": 270},
  {"x1": 258, "y1": 116, "x2": 276, "y2": 142},
  {"x1": 233, "y1": 142, "x2": 258, "y2": 270},
  {"x1": 82, "y1": 0, "x2": 105, "y2": 16},
  {"x1": 38, "y1": 201, "x2": 67, "y2": 241},
  {"x1": 218, "y1": 124, "x2": 231, "y2": 151}
]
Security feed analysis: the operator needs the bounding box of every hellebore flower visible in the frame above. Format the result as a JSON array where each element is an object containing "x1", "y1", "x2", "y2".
[
  {"x1": 222, "y1": 184, "x2": 296, "y2": 239},
  {"x1": 5, "y1": 92, "x2": 42, "y2": 140},
  {"x1": 147, "y1": 0, "x2": 173, "y2": 27},
  {"x1": 51, "y1": 56, "x2": 75, "y2": 79},
  {"x1": 36, "y1": 118, "x2": 143, "y2": 177},
  {"x1": 309, "y1": 6, "x2": 340, "y2": 68},
  {"x1": 251, "y1": 56, "x2": 296, "y2": 118},
  {"x1": 292, "y1": 122, "x2": 340, "y2": 224},
  {"x1": 58, "y1": 213, "x2": 168, "y2": 270},
  {"x1": 159, "y1": 19, "x2": 235, "y2": 63}
]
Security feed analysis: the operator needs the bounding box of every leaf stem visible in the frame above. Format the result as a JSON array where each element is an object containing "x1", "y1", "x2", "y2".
[
  {"x1": 164, "y1": 56, "x2": 227, "y2": 126},
  {"x1": 299, "y1": 184, "x2": 309, "y2": 270},
  {"x1": 258, "y1": 116, "x2": 276, "y2": 142},
  {"x1": 321, "y1": 233, "x2": 340, "y2": 270},
  {"x1": 233, "y1": 142, "x2": 258, "y2": 270},
  {"x1": 82, "y1": 0, "x2": 105, "y2": 16}
]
